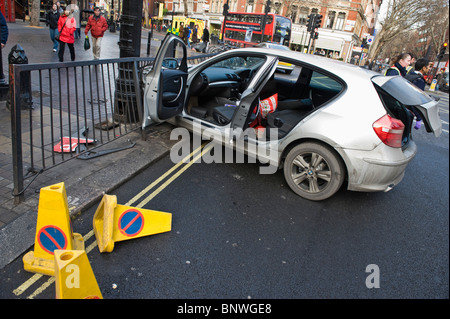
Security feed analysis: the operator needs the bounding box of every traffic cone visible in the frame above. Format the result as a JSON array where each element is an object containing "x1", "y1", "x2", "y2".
[
  {"x1": 93, "y1": 194, "x2": 172, "y2": 253},
  {"x1": 54, "y1": 250, "x2": 103, "y2": 299},
  {"x1": 23, "y1": 182, "x2": 85, "y2": 276}
]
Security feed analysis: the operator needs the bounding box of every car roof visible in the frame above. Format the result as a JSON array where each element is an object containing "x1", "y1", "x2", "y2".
[{"x1": 259, "y1": 43, "x2": 289, "y2": 50}]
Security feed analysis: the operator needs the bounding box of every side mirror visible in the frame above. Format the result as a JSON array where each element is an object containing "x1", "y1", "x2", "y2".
[{"x1": 162, "y1": 58, "x2": 179, "y2": 69}]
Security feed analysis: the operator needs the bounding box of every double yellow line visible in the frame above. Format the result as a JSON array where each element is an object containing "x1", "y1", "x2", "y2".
[{"x1": 13, "y1": 141, "x2": 212, "y2": 299}]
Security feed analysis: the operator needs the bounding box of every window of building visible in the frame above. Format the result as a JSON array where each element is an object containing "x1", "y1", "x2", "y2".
[
  {"x1": 290, "y1": 5, "x2": 298, "y2": 23},
  {"x1": 326, "y1": 11, "x2": 336, "y2": 29},
  {"x1": 298, "y1": 7, "x2": 309, "y2": 25},
  {"x1": 335, "y1": 12, "x2": 346, "y2": 30}
]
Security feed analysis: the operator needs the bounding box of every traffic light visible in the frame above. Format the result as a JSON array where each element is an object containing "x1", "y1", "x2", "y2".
[
  {"x1": 264, "y1": 0, "x2": 272, "y2": 14},
  {"x1": 314, "y1": 14, "x2": 322, "y2": 29},
  {"x1": 306, "y1": 14, "x2": 315, "y2": 32},
  {"x1": 438, "y1": 42, "x2": 448, "y2": 60},
  {"x1": 314, "y1": 32, "x2": 319, "y2": 39},
  {"x1": 361, "y1": 38, "x2": 368, "y2": 49},
  {"x1": 223, "y1": 3, "x2": 229, "y2": 16}
]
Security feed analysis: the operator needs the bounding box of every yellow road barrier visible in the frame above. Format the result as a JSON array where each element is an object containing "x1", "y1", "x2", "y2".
[
  {"x1": 23, "y1": 183, "x2": 85, "y2": 276},
  {"x1": 93, "y1": 194, "x2": 172, "y2": 253}
]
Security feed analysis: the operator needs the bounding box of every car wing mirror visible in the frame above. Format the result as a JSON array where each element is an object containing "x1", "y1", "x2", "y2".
[{"x1": 162, "y1": 58, "x2": 179, "y2": 69}]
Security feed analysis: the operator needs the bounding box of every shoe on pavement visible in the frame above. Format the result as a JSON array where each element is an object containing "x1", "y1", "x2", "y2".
[
  {"x1": 53, "y1": 49, "x2": 57, "y2": 52},
  {"x1": 414, "y1": 120, "x2": 422, "y2": 130}
]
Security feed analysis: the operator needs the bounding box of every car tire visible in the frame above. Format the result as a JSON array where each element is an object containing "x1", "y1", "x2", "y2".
[{"x1": 283, "y1": 142, "x2": 345, "y2": 201}]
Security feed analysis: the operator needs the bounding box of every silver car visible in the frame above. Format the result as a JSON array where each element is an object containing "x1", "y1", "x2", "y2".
[{"x1": 142, "y1": 34, "x2": 442, "y2": 201}]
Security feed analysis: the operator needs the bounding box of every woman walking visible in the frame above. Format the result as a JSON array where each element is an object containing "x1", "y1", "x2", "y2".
[
  {"x1": 46, "y1": 3, "x2": 60, "y2": 52},
  {"x1": 58, "y1": 10, "x2": 76, "y2": 62}
]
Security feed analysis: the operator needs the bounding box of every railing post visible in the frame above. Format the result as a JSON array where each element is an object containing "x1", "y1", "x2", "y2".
[{"x1": 9, "y1": 64, "x2": 24, "y2": 204}]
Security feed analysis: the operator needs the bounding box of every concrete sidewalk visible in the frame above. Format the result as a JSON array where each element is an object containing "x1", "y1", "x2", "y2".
[{"x1": 0, "y1": 21, "x2": 178, "y2": 269}]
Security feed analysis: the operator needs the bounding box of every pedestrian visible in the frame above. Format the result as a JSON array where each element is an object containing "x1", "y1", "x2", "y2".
[
  {"x1": 46, "y1": 3, "x2": 60, "y2": 52},
  {"x1": 179, "y1": 22, "x2": 185, "y2": 40},
  {"x1": 184, "y1": 24, "x2": 191, "y2": 48},
  {"x1": 84, "y1": 7, "x2": 108, "y2": 60},
  {"x1": 406, "y1": 52, "x2": 416, "y2": 75},
  {"x1": 0, "y1": 11, "x2": 8, "y2": 49},
  {"x1": 192, "y1": 25, "x2": 198, "y2": 43},
  {"x1": 384, "y1": 53, "x2": 411, "y2": 76},
  {"x1": 57, "y1": 10, "x2": 76, "y2": 62},
  {"x1": 405, "y1": 58, "x2": 431, "y2": 129},
  {"x1": 202, "y1": 25, "x2": 209, "y2": 52},
  {"x1": 67, "y1": 3, "x2": 81, "y2": 39},
  {"x1": 0, "y1": 11, "x2": 8, "y2": 85},
  {"x1": 56, "y1": 1, "x2": 64, "y2": 15}
]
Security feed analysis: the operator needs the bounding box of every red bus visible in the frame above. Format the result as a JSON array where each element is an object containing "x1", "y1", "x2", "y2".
[{"x1": 221, "y1": 12, "x2": 292, "y2": 47}]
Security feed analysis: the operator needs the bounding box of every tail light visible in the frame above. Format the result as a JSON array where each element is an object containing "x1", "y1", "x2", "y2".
[{"x1": 373, "y1": 114, "x2": 405, "y2": 148}]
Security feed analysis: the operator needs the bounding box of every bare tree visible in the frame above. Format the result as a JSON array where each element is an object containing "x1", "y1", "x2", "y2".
[
  {"x1": 29, "y1": 0, "x2": 40, "y2": 27},
  {"x1": 368, "y1": 0, "x2": 442, "y2": 60},
  {"x1": 183, "y1": 0, "x2": 189, "y2": 16},
  {"x1": 419, "y1": 0, "x2": 449, "y2": 58}
]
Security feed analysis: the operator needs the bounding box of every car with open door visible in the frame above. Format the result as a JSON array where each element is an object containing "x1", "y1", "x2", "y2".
[{"x1": 142, "y1": 34, "x2": 442, "y2": 201}]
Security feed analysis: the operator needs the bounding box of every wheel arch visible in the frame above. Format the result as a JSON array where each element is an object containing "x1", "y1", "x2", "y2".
[{"x1": 280, "y1": 138, "x2": 349, "y2": 182}]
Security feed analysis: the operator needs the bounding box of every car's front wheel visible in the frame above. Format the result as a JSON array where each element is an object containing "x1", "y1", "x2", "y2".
[{"x1": 283, "y1": 142, "x2": 345, "y2": 201}]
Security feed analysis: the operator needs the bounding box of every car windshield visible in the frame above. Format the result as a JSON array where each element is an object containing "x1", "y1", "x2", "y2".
[{"x1": 210, "y1": 56, "x2": 265, "y2": 70}]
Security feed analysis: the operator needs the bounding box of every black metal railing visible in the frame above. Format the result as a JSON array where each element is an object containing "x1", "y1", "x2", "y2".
[{"x1": 9, "y1": 54, "x2": 216, "y2": 203}]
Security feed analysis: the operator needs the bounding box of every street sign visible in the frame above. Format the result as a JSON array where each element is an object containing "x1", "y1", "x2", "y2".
[
  {"x1": 118, "y1": 209, "x2": 145, "y2": 237},
  {"x1": 37, "y1": 225, "x2": 68, "y2": 254},
  {"x1": 93, "y1": 194, "x2": 172, "y2": 253}
]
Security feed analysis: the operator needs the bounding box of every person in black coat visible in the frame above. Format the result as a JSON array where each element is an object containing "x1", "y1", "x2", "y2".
[
  {"x1": 405, "y1": 58, "x2": 431, "y2": 130},
  {"x1": 407, "y1": 58, "x2": 430, "y2": 91},
  {"x1": 0, "y1": 11, "x2": 8, "y2": 85},
  {"x1": 46, "y1": 3, "x2": 60, "y2": 52},
  {"x1": 201, "y1": 26, "x2": 210, "y2": 53}
]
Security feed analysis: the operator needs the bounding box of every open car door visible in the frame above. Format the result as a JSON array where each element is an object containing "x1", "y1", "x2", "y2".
[
  {"x1": 142, "y1": 34, "x2": 188, "y2": 128},
  {"x1": 230, "y1": 56, "x2": 278, "y2": 131}
]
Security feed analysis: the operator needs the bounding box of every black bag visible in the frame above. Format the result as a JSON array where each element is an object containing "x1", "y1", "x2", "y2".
[
  {"x1": 404, "y1": 73, "x2": 422, "y2": 83},
  {"x1": 84, "y1": 36, "x2": 91, "y2": 50}
]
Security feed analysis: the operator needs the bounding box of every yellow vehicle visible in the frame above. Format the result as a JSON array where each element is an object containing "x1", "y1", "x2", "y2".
[{"x1": 168, "y1": 17, "x2": 205, "y2": 42}]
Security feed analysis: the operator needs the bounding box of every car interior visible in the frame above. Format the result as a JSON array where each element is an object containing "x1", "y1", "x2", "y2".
[{"x1": 185, "y1": 54, "x2": 344, "y2": 140}]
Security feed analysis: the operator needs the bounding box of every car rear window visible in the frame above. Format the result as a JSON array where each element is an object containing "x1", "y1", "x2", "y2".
[{"x1": 371, "y1": 75, "x2": 432, "y2": 106}]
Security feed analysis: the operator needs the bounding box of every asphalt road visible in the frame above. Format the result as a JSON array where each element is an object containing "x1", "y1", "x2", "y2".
[{"x1": 0, "y1": 93, "x2": 448, "y2": 301}]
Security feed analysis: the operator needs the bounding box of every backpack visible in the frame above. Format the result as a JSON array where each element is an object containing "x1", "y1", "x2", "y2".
[{"x1": 404, "y1": 73, "x2": 422, "y2": 83}]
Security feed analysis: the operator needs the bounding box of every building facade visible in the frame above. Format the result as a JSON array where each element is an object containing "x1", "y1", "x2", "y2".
[
  {"x1": 165, "y1": 0, "x2": 382, "y2": 62},
  {"x1": 4, "y1": 0, "x2": 382, "y2": 62}
]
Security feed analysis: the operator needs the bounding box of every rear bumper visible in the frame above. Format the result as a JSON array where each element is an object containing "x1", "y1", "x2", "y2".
[{"x1": 342, "y1": 141, "x2": 417, "y2": 192}]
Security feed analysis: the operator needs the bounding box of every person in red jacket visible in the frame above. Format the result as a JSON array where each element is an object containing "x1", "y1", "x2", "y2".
[
  {"x1": 58, "y1": 10, "x2": 76, "y2": 62},
  {"x1": 84, "y1": 7, "x2": 108, "y2": 60}
]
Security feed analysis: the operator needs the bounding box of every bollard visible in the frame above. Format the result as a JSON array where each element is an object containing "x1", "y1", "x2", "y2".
[{"x1": 7, "y1": 44, "x2": 33, "y2": 110}]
